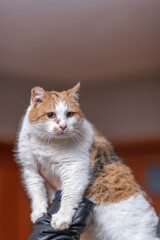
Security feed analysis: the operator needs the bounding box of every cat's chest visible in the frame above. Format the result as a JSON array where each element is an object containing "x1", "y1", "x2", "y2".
[
  {"x1": 32, "y1": 143, "x2": 62, "y2": 164},
  {"x1": 30, "y1": 137, "x2": 78, "y2": 166}
]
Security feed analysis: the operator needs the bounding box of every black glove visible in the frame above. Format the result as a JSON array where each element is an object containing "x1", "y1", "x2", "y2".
[{"x1": 27, "y1": 191, "x2": 95, "y2": 240}]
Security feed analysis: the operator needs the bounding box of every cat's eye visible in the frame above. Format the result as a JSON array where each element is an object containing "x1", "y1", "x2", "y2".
[
  {"x1": 47, "y1": 112, "x2": 56, "y2": 119},
  {"x1": 66, "y1": 112, "x2": 73, "y2": 118}
]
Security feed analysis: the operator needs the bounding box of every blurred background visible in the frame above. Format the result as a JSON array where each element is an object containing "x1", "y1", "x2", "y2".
[{"x1": 0, "y1": 0, "x2": 160, "y2": 239}]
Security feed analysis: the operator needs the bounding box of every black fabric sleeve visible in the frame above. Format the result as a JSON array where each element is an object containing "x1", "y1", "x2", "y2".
[{"x1": 27, "y1": 191, "x2": 95, "y2": 240}]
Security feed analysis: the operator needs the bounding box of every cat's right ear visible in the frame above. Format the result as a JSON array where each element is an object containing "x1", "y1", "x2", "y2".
[{"x1": 30, "y1": 87, "x2": 45, "y2": 106}]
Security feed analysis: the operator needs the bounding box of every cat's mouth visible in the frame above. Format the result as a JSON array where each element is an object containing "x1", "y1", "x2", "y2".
[
  {"x1": 58, "y1": 131, "x2": 65, "y2": 135},
  {"x1": 57, "y1": 129, "x2": 66, "y2": 134},
  {"x1": 55, "y1": 130, "x2": 69, "y2": 136}
]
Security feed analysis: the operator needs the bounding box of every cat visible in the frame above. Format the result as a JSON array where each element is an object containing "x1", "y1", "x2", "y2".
[{"x1": 17, "y1": 83, "x2": 159, "y2": 240}]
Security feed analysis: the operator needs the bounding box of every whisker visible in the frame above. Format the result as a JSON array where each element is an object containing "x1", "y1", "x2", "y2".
[
  {"x1": 70, "y1": 132, "x2": 80, "y2": 144},
  {"x1": 70, "y1": 133, "x2": 78, "y2": 145},
  {"x1": 71, "y1": 131, "x2": 84, "y2": 144},
  {"x1": 74, "y1": 128, "x2": 87, "y2": 137},
  {"x1": 73, "y1": 129, "x2": 87, "y2": 141},
  {"x1": 42, "y1": 133, "x2": 49, "y2": 145}
]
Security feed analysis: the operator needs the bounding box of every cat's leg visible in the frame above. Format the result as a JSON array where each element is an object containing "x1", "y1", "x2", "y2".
[
  {"x1": 17, "y1": 130, "x2": 49, "y2": 223},
  {"x1": 41, "y1": 168, "x2": 62, "y2": 204},
  {"x1": 22, "y1": 165, "x2": 48, "y2": 223},
  {"x1": 45, "y1": 180, "x2": 57, "y2": 204},
  {"x1": 93, "y1": 193, "x2": 159, "y2": 240},
  {"x1": 51, "y1": 161, "x2": 90, "y2": 230}
]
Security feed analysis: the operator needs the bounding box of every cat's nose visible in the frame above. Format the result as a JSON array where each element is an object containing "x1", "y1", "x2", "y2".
[{"x1": 59, "y1": 125, "x2": 67, "y2": 131}]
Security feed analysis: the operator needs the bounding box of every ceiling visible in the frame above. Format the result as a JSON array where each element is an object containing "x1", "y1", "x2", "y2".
[{"x1": 1, "y1": 0, "x2": 160, "y2": 84}]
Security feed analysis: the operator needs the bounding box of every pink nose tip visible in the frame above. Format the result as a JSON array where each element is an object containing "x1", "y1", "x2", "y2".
[{"x1": 60, "y1": 125, "x2": 67, "y2": 131}]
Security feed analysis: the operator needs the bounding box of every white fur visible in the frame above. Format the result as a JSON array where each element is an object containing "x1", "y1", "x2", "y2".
[
  {"x1": 82, "y1": 193, "x2": 159, "y2": 240},
  {"x1": 17, "y1": 102, "x2": 94, "y2": 229},
  {"x1": 17, "y1": 100, "x2": 159, "y2": 236}
]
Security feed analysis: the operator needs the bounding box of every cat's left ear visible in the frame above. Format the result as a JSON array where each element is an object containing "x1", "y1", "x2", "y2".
[
  {"x1": 68, "y1": 82, "x2": 80, "y2": 101},
  {"x1": 30, "y1": 87, "x2": 46, "y2": 106}
]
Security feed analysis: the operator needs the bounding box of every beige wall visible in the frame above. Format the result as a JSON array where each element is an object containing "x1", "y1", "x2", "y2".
[
  {"x1": 1, "y1": 0, "x2": 160, "y2": 82},
  {"x1": 1, "y1": 0, "x2": 160, "y2": 142}
]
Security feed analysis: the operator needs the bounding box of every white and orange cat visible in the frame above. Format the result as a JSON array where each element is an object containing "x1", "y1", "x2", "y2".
[{"x1": 17, "y1": 83, "x2": 159, "y2": 240}]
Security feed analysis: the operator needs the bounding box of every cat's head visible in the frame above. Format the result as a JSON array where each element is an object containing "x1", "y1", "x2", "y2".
[{"x1": 28, "y1": 83, "x2": 84, "y2": 140}]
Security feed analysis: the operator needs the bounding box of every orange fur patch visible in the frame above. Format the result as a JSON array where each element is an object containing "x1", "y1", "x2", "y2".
[
  {"x1": 57, "y1": 119, "x2": 61, "y2": 124},
  {"x1": 29, "y1": 94, "x2": 58, "y2": 123},
  {"x1": 59, "y1": 91, "x2": 84, "y2": 118},
  {"x1": 29, "y1": 88, "x2": 84, "y2": 123},
  {"x1": 85, "y1": 162, "x2": 140, "y2": 205},
  {"x1": 53, "y1": 127, "x2": 59, "y2": 132}
]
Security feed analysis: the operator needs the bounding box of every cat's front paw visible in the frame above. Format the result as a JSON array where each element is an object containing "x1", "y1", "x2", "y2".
[
  {"x1": 51, "y1": 211, "x2": 72, "y2": 230},
  {"x1": 31, "y1": 208, "x2": 47, "y2": 223}
]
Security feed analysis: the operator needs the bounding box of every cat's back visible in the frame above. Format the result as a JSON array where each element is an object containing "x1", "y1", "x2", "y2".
[
  {"x1": 83, "y1": 129, "x2": 159, "y2": 240},
  {"x1": 85, "y1": 132, "x2": 140, "y2": 204}
]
